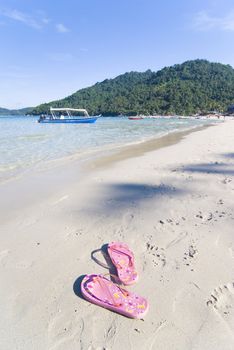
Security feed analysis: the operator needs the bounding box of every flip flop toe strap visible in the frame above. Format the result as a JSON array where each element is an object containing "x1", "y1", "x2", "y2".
[
  {"x1": 92, "y1": 275, "x2": 129, "y2": 307},
  {"x1": 109, "y1": 245, "x2": 134, "y2": 268}
]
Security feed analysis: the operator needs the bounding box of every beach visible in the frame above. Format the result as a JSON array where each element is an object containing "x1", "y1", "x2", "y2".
[{"x1": 0, "y1": 120, "x2": 234, "y2": 349}]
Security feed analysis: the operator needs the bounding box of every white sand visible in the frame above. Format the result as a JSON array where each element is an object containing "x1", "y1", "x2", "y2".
[{"x1": 0, "y1": 121, "x2": 234, "y2": 350}]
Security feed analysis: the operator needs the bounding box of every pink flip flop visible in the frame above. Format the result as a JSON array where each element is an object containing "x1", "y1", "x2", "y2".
[
  {"x1": 107, "y1": 242, "x2": 138, "y2": 285},
  {"x1": 81, "y1": 274, "x2": 148, "y2": 319}
]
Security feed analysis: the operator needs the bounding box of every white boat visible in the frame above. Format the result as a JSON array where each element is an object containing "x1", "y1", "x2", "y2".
[{"x1": 38, "y1": 108, "x2": 99, "y2": 124}]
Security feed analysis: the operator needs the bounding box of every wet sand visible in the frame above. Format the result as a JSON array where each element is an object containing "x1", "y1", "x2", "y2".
[{"x1": 89, "y1": 124, "x2": 211, "y2": 169}]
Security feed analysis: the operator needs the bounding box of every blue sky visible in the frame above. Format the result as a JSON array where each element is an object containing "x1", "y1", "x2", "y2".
[{"x1": 0, "y1": 0, "x2": 234, "y2": 108}]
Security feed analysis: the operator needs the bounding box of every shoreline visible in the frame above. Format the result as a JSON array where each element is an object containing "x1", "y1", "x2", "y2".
[
  {"x1": 0, "y1": 123, "x2": 215, "y2": 223},
  {"x1": 88, "y1": 123, "x2": 215, "y2": 170},
  {"x1": 0, "y1": 118, "x2": 217, "y2": 185},
  {"x1": 0, "y1": 120, "x2": 233, "y2": 349}
]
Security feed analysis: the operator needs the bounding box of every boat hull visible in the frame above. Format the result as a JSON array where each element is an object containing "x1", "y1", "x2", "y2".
[
  {"x1": 38, "y1": 117, "x2": 98, "y2": 124},
  {"x1": 128, "y1": 117, "x2": 143, "y2": 120}
]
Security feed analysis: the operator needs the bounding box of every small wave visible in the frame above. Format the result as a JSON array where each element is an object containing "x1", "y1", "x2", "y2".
[{"x1": 17, "y1": 134, "x2": 50, "y2": 141}]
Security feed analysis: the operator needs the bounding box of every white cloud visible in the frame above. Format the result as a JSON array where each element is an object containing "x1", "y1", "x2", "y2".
[
  {"x1": 0, "y1": 8, "x2": 44, "y2": 29},
  {"x1": 0, "y1": 8, "x2": 70, "y2": 34},
  {"x1": 193, "y1": 11, "x2": 234, "y2": 31},
  {"x1": 42, "y1": 17, "x2": 50, "y2": 24},
  {"x1": 36, "y1": 10, "x2": 50, "y2": 25},
  {"x1": 55, "y1": 23, "x2": 70, "y2": 33}
]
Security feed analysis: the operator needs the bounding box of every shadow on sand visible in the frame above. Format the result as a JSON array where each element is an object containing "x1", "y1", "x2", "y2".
[
  {"x1": 91, "y1": 244, "x2": 118, "y2": 278},
  {"x1": 92, "y1": 183, "x2": 186, "y2": 213},
  {"x1": 73, "y1": 275, "x2": 86, "y2": 299},
  {"x1": 221, "y1": 152, "x2": 234, "y2": 159},
  {"x1": 182, "y1": 162, "x2": 234, "y2": 175}
]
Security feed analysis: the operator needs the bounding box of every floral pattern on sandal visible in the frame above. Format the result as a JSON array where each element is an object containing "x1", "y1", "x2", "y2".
[
  {"x1": 107, "y1": 242, "x2": 138, "y2": 285},
  {"x1": 81, "y1": 274, "x2": 148, "y2": 319}
]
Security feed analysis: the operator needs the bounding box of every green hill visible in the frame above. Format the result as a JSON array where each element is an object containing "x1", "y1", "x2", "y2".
[
  {"x1": 0, "y1": 107, "x2": 33, "y2": 116},
  {"x1": 30, "y1": 59, "x2": 234, "y2": 116}
]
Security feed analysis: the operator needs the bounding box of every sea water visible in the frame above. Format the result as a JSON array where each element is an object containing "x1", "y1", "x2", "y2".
[{"x1": 0, "y1": 116, "x2": 216, "y2": 182}]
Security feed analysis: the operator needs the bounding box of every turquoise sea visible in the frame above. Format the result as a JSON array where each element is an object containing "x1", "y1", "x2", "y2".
[{"x1": 0, "y1": 116, "x2": 216, "y2": 182}]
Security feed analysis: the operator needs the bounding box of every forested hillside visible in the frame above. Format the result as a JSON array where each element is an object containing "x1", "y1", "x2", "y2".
[
  {"x1": 0, "y1": 107, "x2": 33, "y2": 115},
  {"x1": 30, "y1": 60, "x2": 234, "y2": 116}
]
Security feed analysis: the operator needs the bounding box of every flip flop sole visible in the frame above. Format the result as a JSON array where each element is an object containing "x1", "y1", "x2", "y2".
[
  {"x1": 81, "y1": 274, "x2": 148, "y2": 319},
  {"x1": 107, "y1": 242, "x2": 138, "y2": 285}
]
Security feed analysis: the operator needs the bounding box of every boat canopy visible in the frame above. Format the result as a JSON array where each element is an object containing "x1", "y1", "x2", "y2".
[{"x1": 50, "y1": 107, "x2": 89, "y2": 118}]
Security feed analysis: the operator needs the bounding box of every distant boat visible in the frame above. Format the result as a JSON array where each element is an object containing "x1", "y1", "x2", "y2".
[
  {"x1": 38, "y1": 108, "x2": 99, "y2": 124},
  {"x1": 128, "y1": 116, "x2": 144, "y2": 120}
]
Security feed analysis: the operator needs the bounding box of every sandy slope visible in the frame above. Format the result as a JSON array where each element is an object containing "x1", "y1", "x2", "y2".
[{"x1": 0, "y1": 121, "x2": 234, "y2": 350}]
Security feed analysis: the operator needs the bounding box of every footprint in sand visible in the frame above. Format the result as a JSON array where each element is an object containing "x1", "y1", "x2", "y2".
[
  {"x1": 0, "y1": 249, "x2": 10, "y2": 265},
  {"x1": 207, "y1": 283, "x2": 234, "y2": 332},
  {"x1": 122, "y1": 212, "x2": 134, "y2": 227},
  {"x1": 229, "y1": 246, "x2": 234, "y2": 258},
  {"x1": 146, "y1": 243, "x2": 166, "y2": 268},
  {"x1": 47, "y1": 312, "x2": 75, "y2": 350},
  {"x1": 222, "y1": 177, "x2": 232, "y2": 185},
  {"x1": 16, "y1": 260, "x2": 34, "y2": 269},
  {"x1": 183, "y1": 243, "x2": 197, "y2": 268}
]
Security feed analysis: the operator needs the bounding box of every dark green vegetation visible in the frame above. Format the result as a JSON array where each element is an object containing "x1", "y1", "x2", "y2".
[
  {"x1": 31, "y1": 59, "x2": 234, "y2": 116},
  {"x1": 0, "y1": 107, "x2": 33, "y2": 115}
]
